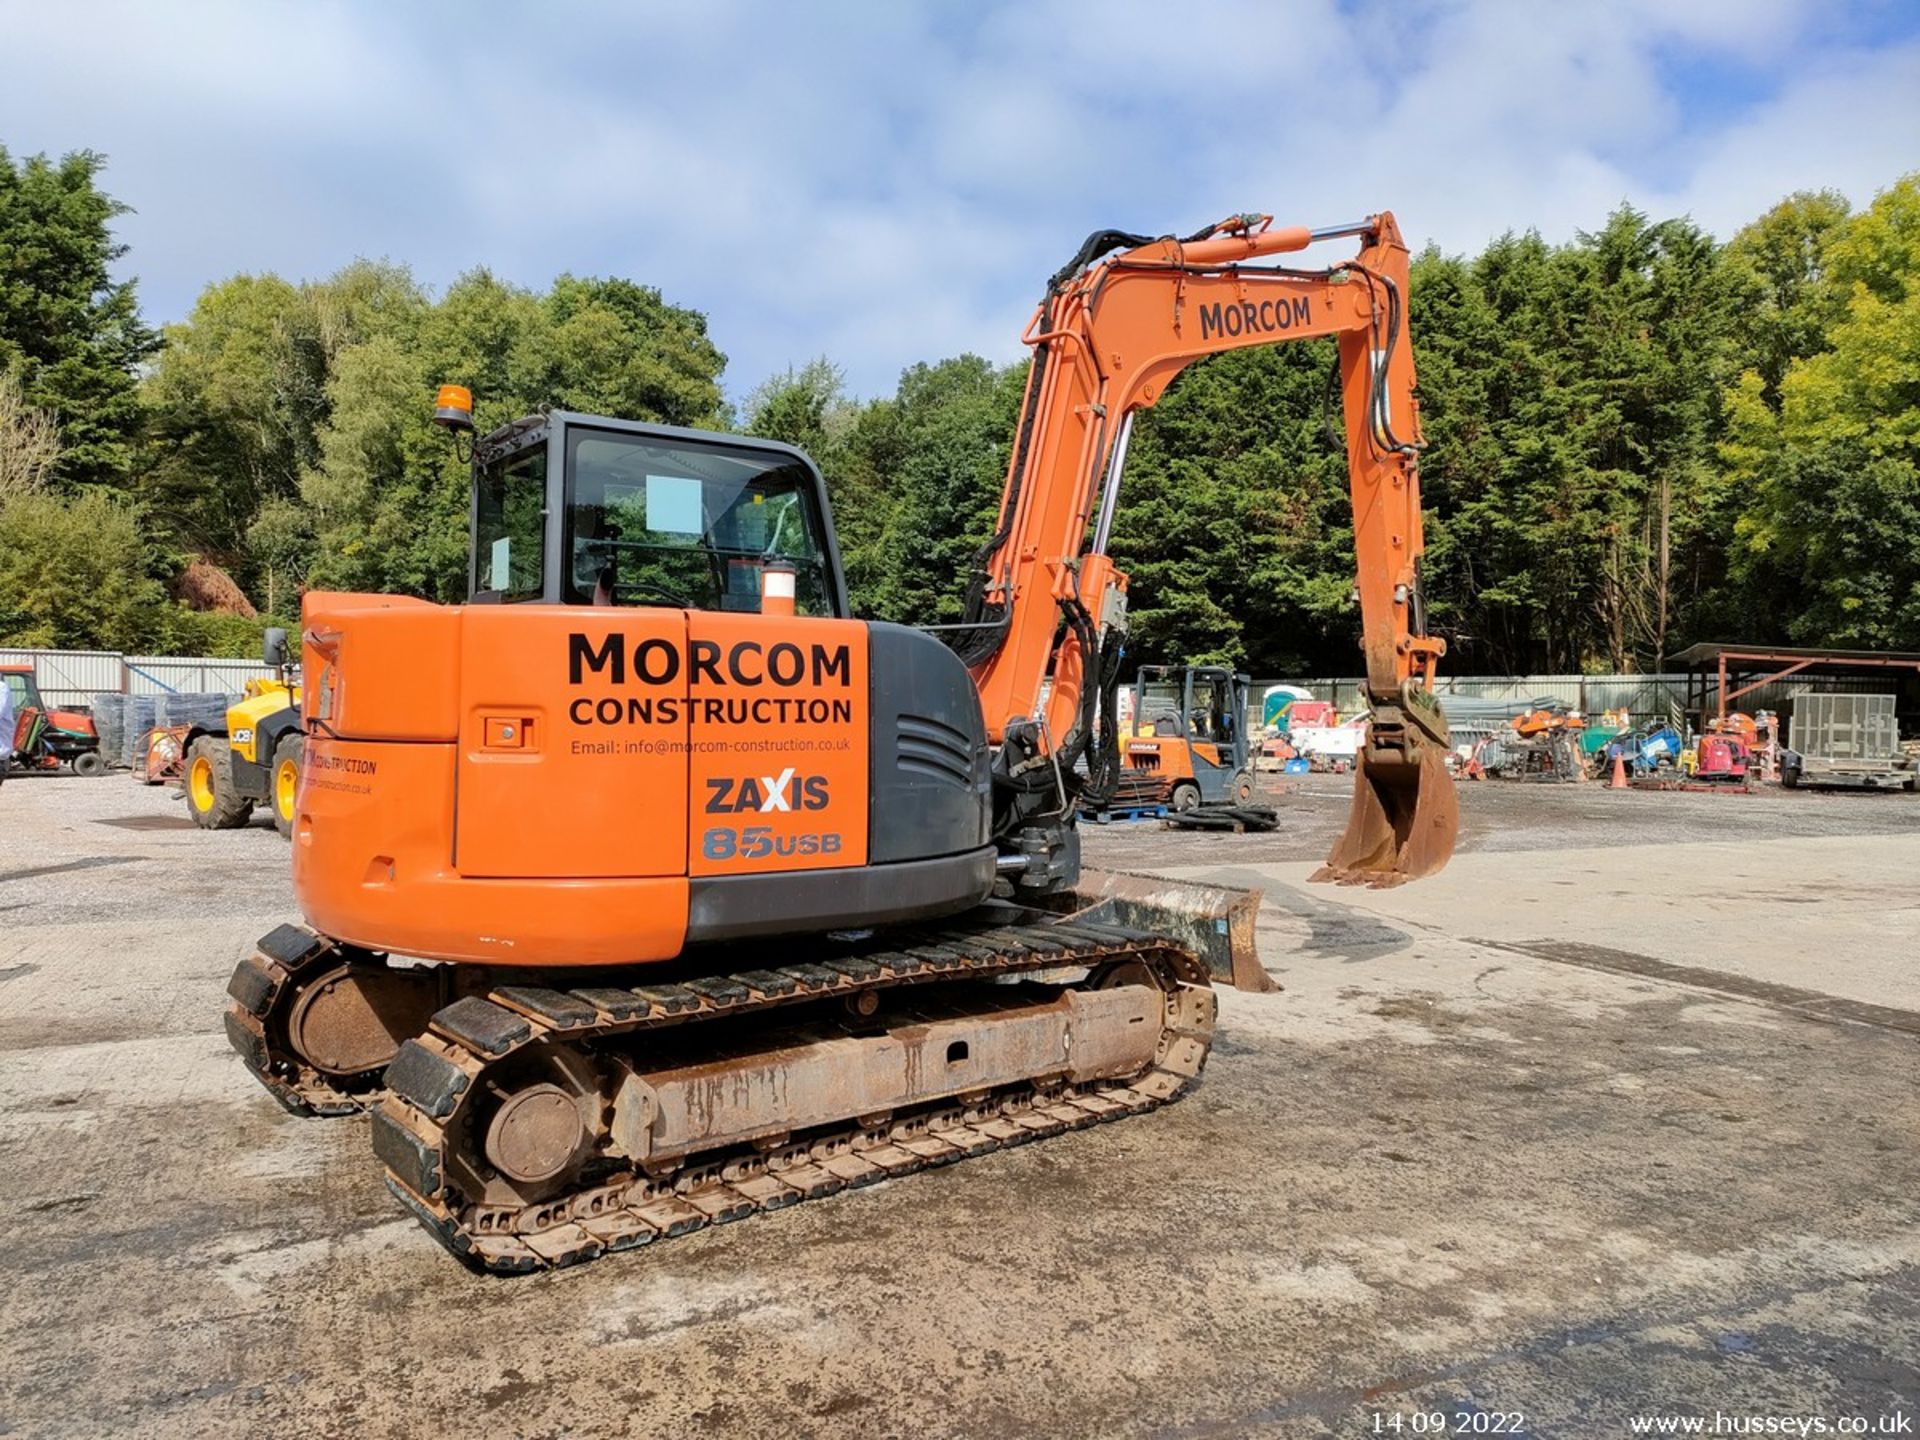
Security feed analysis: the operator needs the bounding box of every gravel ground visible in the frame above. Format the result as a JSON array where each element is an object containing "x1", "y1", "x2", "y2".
[
  {"x1": 1, "y1": 768, "x2": 1916, "y2": 1438},
  {"x1": 0, "y1": 767, "x2": 284, "y2": 928}
]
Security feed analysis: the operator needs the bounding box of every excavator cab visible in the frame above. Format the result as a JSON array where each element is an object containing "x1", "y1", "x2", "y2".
[{"x1": 467, "y1": 412, "x2": 848, "y2": 618}]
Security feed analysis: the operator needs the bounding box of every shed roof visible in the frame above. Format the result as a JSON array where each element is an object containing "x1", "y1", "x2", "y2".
[{"x1": 1669, "y1": 643, "x2": 1920, "y2": 668}]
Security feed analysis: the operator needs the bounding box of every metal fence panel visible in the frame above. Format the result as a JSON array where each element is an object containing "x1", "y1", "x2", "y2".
[
  {"x1": 0, "y1": 648, "x2": 126, "y2": 707},
  {"x1": 123, "y1": 656, "x2": 270, "y2": 697},
  {"x1": 0, "y1": 647, "x2": 268, "y2": 707},
  {"x1": 1789, "y1": 691, "x2": 1899, "y2": 761},
  {"x1": 1246, "y1": 672, "x2": 1908, "y2": 738}
]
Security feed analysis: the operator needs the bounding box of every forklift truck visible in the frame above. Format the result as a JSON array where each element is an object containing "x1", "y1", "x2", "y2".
[{"x1": 1123, "y1": 665, "x2": 1257, "y2": 810}]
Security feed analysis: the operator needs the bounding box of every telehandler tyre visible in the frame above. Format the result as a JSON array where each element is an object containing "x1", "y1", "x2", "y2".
[
  {"x1": 271, "y1": 732, "x2": 304, "y2": 838},
  {"x1": 186, "y1": 736, "x2": 254, "y2": 829}
]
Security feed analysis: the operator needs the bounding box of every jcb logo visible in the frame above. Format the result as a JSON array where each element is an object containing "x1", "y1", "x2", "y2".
[{"x1": 704, "y1": 768, "x2": 831, "y2": 814}]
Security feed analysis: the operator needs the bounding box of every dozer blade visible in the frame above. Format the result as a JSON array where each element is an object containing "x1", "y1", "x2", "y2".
[
  {"x1": 1312, "y1": 743, "x2": 1459, "y2": 889},
  {"x1": 1058, "y1": 867, "x2": 1274, "y2": 993}
]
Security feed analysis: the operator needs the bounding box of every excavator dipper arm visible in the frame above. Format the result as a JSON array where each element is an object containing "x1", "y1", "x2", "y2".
[{"x1": 952, "y1": 211, "x2": 1456, "y2": 886}]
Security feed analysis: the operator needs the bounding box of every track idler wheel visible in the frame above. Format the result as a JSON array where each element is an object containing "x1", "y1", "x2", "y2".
[
  {"x1": 486, "y1": 1082, "x2": 589, "y2": 1186},
  {"x1": 1314, "y1": 743, "x2": 1459, "y2": 888},
  {"x1": 287, "y1": 962, "x2": 441, "y2": 1079},
  {"x1": 225, "y1": 925, "x2": 439, "y2": 1116}
]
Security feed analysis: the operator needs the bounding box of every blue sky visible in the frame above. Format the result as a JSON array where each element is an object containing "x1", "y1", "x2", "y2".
[{"x1": 4, "y1": 0, "x2": 1917, "y2": 407}]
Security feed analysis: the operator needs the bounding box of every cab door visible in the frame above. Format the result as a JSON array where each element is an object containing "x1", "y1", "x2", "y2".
[
  {"x1": 454, "y1": 606, "x2": 689, "y2": 878},
  {"x1": 1184, "y1": 672, "x2": 1235, "y2": 801}
]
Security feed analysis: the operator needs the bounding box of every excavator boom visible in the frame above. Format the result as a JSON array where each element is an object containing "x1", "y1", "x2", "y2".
[{"x1": 953, "y1": 211, "x2": 1456, "y2": 885}]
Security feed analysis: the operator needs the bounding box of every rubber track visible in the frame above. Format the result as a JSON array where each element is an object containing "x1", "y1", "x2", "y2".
[
  {"x1": 375, "y1": 910, "x2": 1216, "y2": 1273},
  {"x1": 223, "y1": 923, "x2": 372, "y2": 1116}
]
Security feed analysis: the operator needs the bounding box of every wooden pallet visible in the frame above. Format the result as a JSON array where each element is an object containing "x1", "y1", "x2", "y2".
[{"x1": 1081, "y1": 803, "x2": 1169, "y2": 824}]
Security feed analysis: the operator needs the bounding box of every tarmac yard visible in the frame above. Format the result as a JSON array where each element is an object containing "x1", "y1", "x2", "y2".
[{"x1": 2, "y1": 773, "x2": 1916, "y2": 1438}]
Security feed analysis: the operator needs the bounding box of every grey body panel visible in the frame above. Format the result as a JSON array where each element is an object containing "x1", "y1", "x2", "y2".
[
  {"x1": 867, "y1": 623, "x2": 992, "y2": 864},
  {"x1": 685, "y1": 846, "x2": 997, "y2": 943}
]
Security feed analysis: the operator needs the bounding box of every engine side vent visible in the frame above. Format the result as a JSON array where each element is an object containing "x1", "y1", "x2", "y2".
[
  {"x1": 896, "y1": 713, "x2": 975, "y2": 786},
  {"x1": 868, "y1": 623, "x2": 992, "y2": 865}
]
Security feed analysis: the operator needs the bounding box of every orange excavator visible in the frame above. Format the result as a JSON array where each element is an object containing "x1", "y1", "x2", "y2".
[{"x1": 225, "y1": 211, "x2": 1457, "y2": 1271}]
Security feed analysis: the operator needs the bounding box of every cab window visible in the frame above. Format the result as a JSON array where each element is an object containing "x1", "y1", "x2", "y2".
[
  {"x1": 1139, "y1": 679, "x2": 1185, "y2": 736},
  {"x1": 474, "y1": 447, "x2": 547, "y2": 600},
  {"x1": 564, "y1": 430, "x2": 835, "y2": 615}
]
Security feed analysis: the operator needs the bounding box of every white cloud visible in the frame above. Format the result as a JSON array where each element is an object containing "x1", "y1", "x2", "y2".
[
  {"x1": 1, "y1": 0, "x2": 1913, "y2": 404},
  {"x1": 1661, "y1": 38, "x2": 1920, "y2": 234}
]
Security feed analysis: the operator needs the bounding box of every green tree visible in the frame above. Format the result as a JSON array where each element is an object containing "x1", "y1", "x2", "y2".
[
  {"x1": 1405, "y1": 210, "x2": 1739, "y2": 671},
  {"x1": 542, "y1": 275, "x2": 727, "y2": 426},
  {"x1": 855, "y1": 356, "x2": 1024, "y2": 625},
  {"x1": 137, "y1": 263, "x2": 729, "y2": 609},
  {"x1": 0, "y1": 147, "x2": 159, "y2": 488},
  {"x1": 140, "y1": 261, "x2": 424, "y2": 579},
  {"x1": 1111, "y1": 341, "x2": 1355, "y2": 674},
  {"x1": 0, "y1": 368, "x2": 63, "y2": 497},
  {"x1": 0, "y1": 489, "x2": 169, "y2": 648},
  {"x1": 743, "y1": 357, "x2": 855, "y2": 458},
  {"x1": 1721, "y1": 190, "x2": 1852, "y2": 408},
  {"x1": 1728, "y1": 174, "x2": 1920, "y2": 647}
]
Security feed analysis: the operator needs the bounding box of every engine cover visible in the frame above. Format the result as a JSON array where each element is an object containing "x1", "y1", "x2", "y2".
[{"x1": 292, "y1": 594, "x2": 994, "y2": 966}]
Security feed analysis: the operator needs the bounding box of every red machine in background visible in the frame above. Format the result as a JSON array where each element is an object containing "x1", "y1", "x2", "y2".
[
  {"x1": 1693, "y1": 711, "x2": 1774, "y2": 784},
  {"x1": 1, "y1": 665, "x2": 105, "y2": 777},
  {"x1": 1693, "y1": 732, "x2": 1751, "y2": 783}
]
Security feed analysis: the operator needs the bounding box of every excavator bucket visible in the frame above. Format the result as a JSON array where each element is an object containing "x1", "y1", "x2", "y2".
[{"x1": 1312, "y1": 743, "x2": 1459, "y2": 888}]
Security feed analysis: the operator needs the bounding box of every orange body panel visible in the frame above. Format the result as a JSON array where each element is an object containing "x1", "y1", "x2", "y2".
[
  {"x1": 294, "y1": 591, "x2": 872, "y2": 967},
  {"x1": 685, "y1": 612, "x2": 868, "y2": 877},
  {"x1": 293, "y1": 734, "x2": 690, "y2": 966},
  {"x1": 454, "y1": 606, "x2": 689, "y2": 879},
  {"x1": 304, "y1": 594, "x2": 462, "y2": 741},
  {"x1": 1123, "y1": 738, "x2": 1196, "y2": 782}
]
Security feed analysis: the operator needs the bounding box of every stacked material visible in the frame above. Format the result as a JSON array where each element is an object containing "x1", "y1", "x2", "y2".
[
  {"x1": 1289, "y1": 718, "x2": 1368, "y2": 768},
  {"x1": 1077, "y1": 768, "x2": 1171, "y2": 819},
  {"x1": 154, "y1": 693, "x2": 230, "y2": 729},
  {"x1": 120, "y1": 697, "x2": 157, "y2": 767},
  {"x1": 1438, "y1": 694, "x2": 1566, "y2": 754},
  {"x1": 91, "y1": 694, "x2": 129, "y2": 769}
]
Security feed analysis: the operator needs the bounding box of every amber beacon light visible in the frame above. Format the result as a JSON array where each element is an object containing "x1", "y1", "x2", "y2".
[{"x1": 432, "y1": 384, "x2": 475, "y2": 432}]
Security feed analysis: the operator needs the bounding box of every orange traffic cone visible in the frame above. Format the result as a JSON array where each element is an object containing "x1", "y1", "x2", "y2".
[{"x1": 1610, "y1": 753, "x2": 1628, "y2": 790}]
